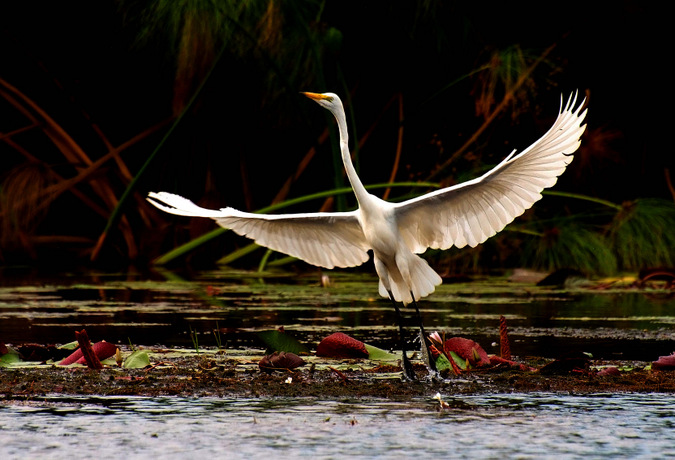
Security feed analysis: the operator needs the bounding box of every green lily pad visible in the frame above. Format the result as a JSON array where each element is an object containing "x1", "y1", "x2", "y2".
[
  {"x1": 449, "y1": 351, "x2": 469, "y2": 370},
  {"x1": 364, "y1": 344, "x2": 398, "y2": 361},
  {"x1": 435, "y1": 353, "x2": 452, "y2": 372},
  {"x1": 0, "y1": 348, "x2": 21, "y2": 367},
  {"x1": 58, "y1": 341, "x2": 79, "y2": 350},
  {"x1": 434, "y1": 351, "x2": 469, "y2": 372},
  {"x1": 123, "y1": 350, "x2": 151, "y2": 369}
]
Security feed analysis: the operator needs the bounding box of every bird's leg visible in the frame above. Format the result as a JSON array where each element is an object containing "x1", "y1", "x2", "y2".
[
  {"x1": 388, "y1": 291, "x2": 416, "y2": 380},
  {"x1": 410, "y1": 291, "x2": 438, "y2": 373}
]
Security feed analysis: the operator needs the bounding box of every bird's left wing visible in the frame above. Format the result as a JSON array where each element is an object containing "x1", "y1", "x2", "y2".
[
  {"x1": 148, "y1": 192, "x2": 370, "y2": 269},
  {"x1": 394, "y1": 92, "x2": 587, "y2": 253}
]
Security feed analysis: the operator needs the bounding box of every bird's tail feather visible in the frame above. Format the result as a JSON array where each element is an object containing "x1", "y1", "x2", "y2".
[{"x1": 379, "y1": 255, "x2": 442, "y2": 305}]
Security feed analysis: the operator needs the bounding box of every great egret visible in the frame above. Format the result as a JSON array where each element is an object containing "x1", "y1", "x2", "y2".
[{"x1": 148, "y1": 91, "x2": 588, "y2": 379}]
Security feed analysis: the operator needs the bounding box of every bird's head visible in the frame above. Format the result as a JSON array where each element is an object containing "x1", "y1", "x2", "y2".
[{"x1": 303, "y1": 92, "x2": 344, "y2": 114}]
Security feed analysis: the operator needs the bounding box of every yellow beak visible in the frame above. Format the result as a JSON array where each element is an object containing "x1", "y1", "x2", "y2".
[{"x1": 302, "y1": 92, "x2": 332, "y2": 102}]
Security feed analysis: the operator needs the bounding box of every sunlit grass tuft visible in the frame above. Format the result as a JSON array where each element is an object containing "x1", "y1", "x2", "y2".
[
  {"x1": 606, "y1": 199, "x2": 675, "y2": 270},
  {"x1": 523, "y1": 222, "x2": 618, "y2": 275}
]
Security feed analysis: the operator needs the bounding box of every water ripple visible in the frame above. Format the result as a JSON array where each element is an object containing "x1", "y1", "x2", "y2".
[{"x1": 2, "y1": 393, "x2": 674, "y2": 459}]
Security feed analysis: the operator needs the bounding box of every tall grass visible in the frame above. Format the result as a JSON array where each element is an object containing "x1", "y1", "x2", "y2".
[
  {"x1": 522, "y1": 223, "x2": 618, "y2": 275},
  {"x1": 607, "y1": 199, "x2": 675, "y2": 270}
]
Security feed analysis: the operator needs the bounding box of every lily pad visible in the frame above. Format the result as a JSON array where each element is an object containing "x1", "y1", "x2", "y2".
[
  {"x1": 443, "y1": 337, "x2": 490, "y2": 367},
  {"x1": 123, "y1": 350, "x2": 151, "y2": 369},
  {"x1": 434, "y1": 350, "x2": 469, "y2": 371},
  {"x1": 259, "y1": 351, "x2": 305, "y2": 371},
  {"x1": 435, "y1": 353, "x2": 452, "y2": 372},
  {"x1": 58, "y1": 341, "x2": 79, "y2": 351},
  {"x1": 0, "y1": 348, "x2": 21, "y2": 367},
  {"x1": 316, "y1": 332, "x2": 368, "y2": 358},
  {"x1": 652, "y1": 352, "x2": 675, "y2": 370},
  {"x1": 448, "y1": 351, "x2": 469, "y2": 370},
  {"x1": 363, "y1": 344, "x2": 398, "y2": 361}
]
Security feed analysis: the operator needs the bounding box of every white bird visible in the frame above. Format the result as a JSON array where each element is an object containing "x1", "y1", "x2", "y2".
[{"x1": 148, "y1": 91, "x2": 587, "y2": 378}]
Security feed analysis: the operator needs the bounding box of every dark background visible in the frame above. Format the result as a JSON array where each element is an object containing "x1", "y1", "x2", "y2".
[{"x1": 1, "y1": 1, "x2": 673, "y2": 268}]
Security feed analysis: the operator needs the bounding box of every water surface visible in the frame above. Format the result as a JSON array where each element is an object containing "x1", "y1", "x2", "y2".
[
  {"x1": 1, "y1": 268, "x2": 673, "y2": 359},
  {"x1": 2, "y1": 393, "x2": 673, "y2": 459}
]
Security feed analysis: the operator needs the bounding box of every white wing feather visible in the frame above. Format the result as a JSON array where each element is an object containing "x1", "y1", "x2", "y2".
[
  {"x1": 395, "y1": 92, "x2": 587, "y2": 253},
  {"x1": 147, "y1": 192, "x2": 370, "y2": 269}
]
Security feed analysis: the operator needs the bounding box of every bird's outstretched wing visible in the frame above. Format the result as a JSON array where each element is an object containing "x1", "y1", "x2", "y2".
[
  {"x1": 394, "y1": 92, "x2": 587, "y2": 253},
  {"x1": 147, "y1": 192, "x2": 370, "y2": 269}
]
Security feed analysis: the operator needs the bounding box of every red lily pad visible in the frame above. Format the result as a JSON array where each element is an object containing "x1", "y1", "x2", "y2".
[
  {"x1": 259, "y1": 351, "x2": 306, "y2": 372},
  {"x1": 444, "y1": 337, "x2": 491, "y2": 367},
  {"x1": 316, "y1": 332, "x2": 368, "y2": 359},
  {"x1": 489, "y1": 355, "x2": 535, "y2": 371},
  {"x1": 59, "y1": 341, "x2": 118, "y2": 365},
  {"x1": 597, "y1": 366, "x2": 622, "y2": 376},
  {"x1": 652, "y1": 352, "x2": 675, "y2": 370}
]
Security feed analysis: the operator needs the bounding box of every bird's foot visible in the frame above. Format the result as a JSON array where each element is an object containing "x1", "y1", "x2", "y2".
[
  {"x1": 419, "y1": 352, "x2": 442, "y2": 382},
  {"x1": 423, "y1": 343, "x2": 438, "y2": 373},
  {"x1": 417, "y1": 329, "x2": 438, "y2": 375},
  {"x1": 424, "y1": 368, "x2": 443, "y2": 383},
  {"x1": 401, "y1": 351, "x2": 417, "y2": 381}
]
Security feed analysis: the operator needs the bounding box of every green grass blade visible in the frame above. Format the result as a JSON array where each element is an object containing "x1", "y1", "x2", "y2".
[
  {"x1": 542, "y1": 190, "x2": 622, "y2": 211},
  {"x1": 218, "y1": 243, "x2": 261, "y2": 266}
]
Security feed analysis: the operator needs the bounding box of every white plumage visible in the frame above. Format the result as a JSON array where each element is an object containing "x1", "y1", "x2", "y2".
[{"x1": 148, "y1": 91, "x2": 587, "y2": 305}]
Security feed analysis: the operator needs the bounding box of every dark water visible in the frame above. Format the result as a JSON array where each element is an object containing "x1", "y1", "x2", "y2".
[
  {"x1": 1, "y1": 268, "x2": 673, "y2": 360},
  {"x1": 2, "y1": 393, "x2": 674, "y2": 459}
]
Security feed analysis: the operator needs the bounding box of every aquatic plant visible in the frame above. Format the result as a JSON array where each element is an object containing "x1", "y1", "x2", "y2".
[
  {"x1": 123, "y1": 350, "x2": 151, "y2": 369},
  {"x1": 258, "y1": 351, "x2": 305, "y2": 372},
  {"x1": 189, "y1": 325, "x2": 199, "y2": 353},
  {"x1": 213, "y1": 321, "x2": 223, "y2": 350}
]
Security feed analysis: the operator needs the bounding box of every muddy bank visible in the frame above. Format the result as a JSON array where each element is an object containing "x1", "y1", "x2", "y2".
[{"x1": 2, "y1": 348, "x2": 674, "y2": 401}]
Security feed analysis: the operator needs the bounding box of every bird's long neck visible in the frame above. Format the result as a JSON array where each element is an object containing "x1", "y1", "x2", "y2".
[{"x1": 334, "y1": 110, "x2": 370, "y2": 206}]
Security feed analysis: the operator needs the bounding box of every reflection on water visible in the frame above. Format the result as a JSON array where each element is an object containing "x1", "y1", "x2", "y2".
[
  {"x1": 0, "y1": 268, "x2": 674, "y2": 359},
  {"x1": 1, "y1": 393, "x2": 674, "y2": 459}
]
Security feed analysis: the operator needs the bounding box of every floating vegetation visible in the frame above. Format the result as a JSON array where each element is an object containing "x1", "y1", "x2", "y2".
[{"x1": 122, "y1": 350, "x2": 151, "y2": 369}]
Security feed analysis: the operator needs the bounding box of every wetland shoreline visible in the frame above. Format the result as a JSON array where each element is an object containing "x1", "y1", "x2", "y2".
[{"x1": 2, "y1": 348, "x2": 674, "y2": 401}]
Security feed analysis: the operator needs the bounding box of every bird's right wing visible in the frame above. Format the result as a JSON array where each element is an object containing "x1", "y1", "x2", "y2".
[
  {"x1": 393, "y1": 92, "x2": 587, "y2": 253},
  {"x1": 147, "y1": 192, "x2": 370, "y2": 269}
]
